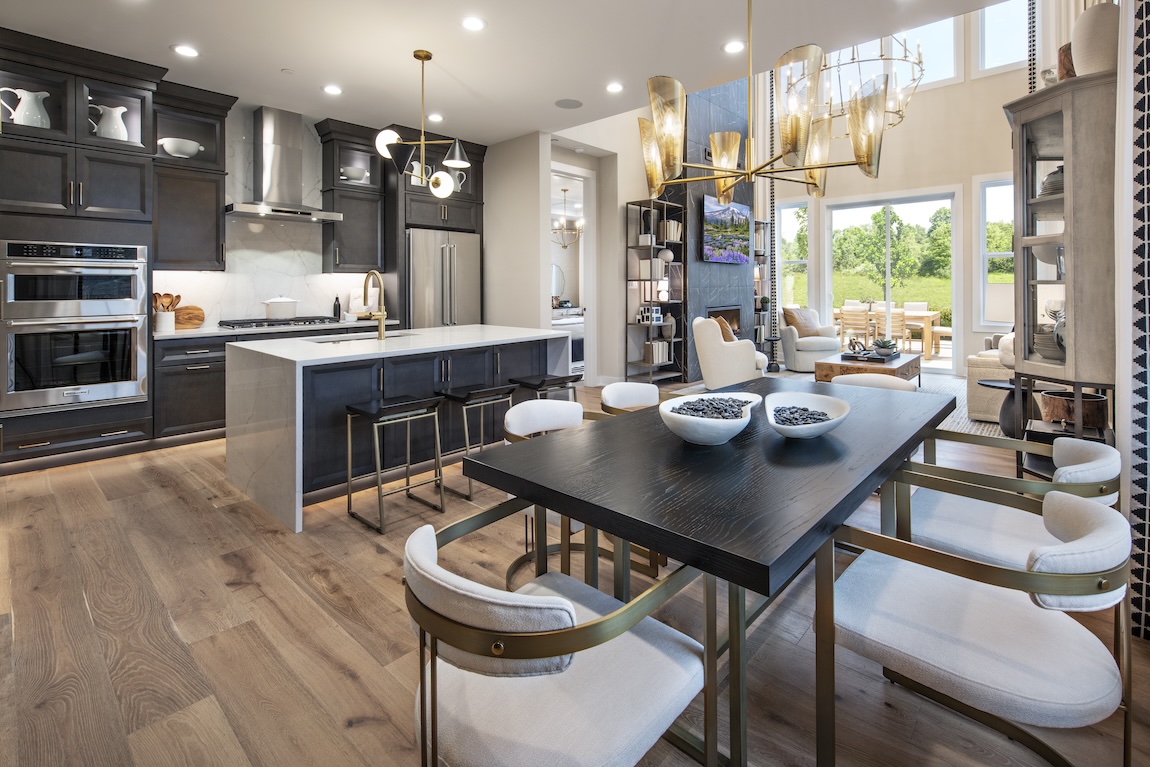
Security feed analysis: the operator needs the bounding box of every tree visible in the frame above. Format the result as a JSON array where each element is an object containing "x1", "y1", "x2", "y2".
[{"x1": 921, "y1": 207, "x2": 953, "y2": 278}]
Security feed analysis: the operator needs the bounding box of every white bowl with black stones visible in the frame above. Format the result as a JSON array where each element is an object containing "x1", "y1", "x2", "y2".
[
  {"x1": 659, "y1": 392, "x2": 763, "y2": 445},
  {"x1": 763, "y1": 392, "x2": 850, "y2": 439}
]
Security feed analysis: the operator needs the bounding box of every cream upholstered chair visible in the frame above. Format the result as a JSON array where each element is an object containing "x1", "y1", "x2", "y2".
[
  {"x1": 692, "y1": 316, "x2": 766, "y2": 389},
  {"x1": 816, "y1": 490, "x2": 1132, "y2": 767},
  {"x1": 404, "y1": 523, "x2": 705, "y2": 767},
  {"x1": 965, "y1": 332, "x2": 1017, "y2": 422},
  {"x1": 503, "y1": 400, "x2": 596, "y2": 585},
  {"x1": 779, "y1": 308, "x2": 840, "y2": 372},
  {"x1": 600, "y1": 381, "x2": 659, "y2": 414},
  {"x1": 906, "y1": 433, "x2": 1121, "y2": 570},
  {"x1": 830, "y1": 373, "x2": 916, "y2": 391}
]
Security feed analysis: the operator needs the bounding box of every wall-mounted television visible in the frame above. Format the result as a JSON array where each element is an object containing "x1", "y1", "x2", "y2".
[{"x1": 701, "y1": 195, "x2": 751, "y2": 264}]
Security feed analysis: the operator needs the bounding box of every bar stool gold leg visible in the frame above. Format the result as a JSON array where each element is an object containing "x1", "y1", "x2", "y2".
[
  {"x1": 461, "y1": 405, "x2": 473, "y2": 501},
  {"x1": 433, "y1": 411, "x2": 445, "y2": 512},
  {"x1": 346, "y1": 412, "x2": 355, "y2": 516},
  {"x1": 373, "y1": 421, "x2": 385, "y2": 533}
]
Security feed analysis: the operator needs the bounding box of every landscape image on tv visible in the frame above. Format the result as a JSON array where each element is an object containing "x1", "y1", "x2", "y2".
[{"x1": 702, "y1": 195, "x2": 751, "y2": 264}]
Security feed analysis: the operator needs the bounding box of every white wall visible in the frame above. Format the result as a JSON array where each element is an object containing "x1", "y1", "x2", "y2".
[{"x1": 483, "y1": 132, "x2": 550, "y2": 329}]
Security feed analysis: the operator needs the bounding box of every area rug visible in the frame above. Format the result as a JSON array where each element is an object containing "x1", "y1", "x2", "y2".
[{"x1": 667, "y1": 371, "x2": 1003, "y2": 437}]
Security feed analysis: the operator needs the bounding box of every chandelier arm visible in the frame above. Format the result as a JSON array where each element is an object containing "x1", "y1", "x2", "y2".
[
  {"x1": 752, "y1": 159, "x2": 861, "y2": 179},
  {"x1": 680, "y1": 163, "x2": 750, "y2": 181},
  {"x1": 748, "y1": 153, "x2": 786, "y2": 176}
]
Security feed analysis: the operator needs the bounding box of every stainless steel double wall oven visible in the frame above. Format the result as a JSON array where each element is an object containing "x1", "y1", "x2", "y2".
[{"x1": 1, "y1": 240, "x2": 148, "y2": 414}]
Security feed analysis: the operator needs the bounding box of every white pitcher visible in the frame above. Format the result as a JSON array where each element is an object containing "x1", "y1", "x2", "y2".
[
  {"x1": 0, "y1": 88, "x2": 51, "y2": 129},
  {"x1": 88, "y1": 103, "x2": 128, "y2": 141}
]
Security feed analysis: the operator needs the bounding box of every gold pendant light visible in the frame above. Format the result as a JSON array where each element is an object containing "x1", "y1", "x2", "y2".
[
  {"x1": 551, "y1": 188, "x2": 583, "y2": 250},
  {"x1": 375, "y1": 50, "x2": 471, "y2": 199},
  {"x1": 640, "y1": 0, "x2": 922, "y2": 200}
]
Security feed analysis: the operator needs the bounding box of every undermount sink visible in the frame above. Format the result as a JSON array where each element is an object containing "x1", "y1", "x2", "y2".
[{"x1": 313, "y1": 331, "x2": 410, "y2": 344}]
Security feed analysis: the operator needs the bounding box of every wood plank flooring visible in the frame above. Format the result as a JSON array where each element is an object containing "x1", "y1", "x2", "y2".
[{"x1": 1, "y1": 397, "x2": 1147, "y2": 766}]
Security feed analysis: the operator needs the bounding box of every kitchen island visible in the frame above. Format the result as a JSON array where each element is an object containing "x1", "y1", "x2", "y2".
[{"x1": 226, "y1": 325, "x2": 572, "y2": 532}]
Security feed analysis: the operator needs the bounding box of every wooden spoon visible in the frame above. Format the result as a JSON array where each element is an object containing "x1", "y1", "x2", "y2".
[
  {"x1": 171, "y1": 294, "x2": 181, "y2": 309},
  {"x1": 160, "y1": 293, "x2": 174, "y2": 311},
  {"x1": 153, "y1": 292, "x2": 161, "y2": 313}
]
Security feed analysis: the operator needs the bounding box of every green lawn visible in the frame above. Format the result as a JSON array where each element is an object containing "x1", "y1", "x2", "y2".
[{"x1": 780, "y1": 271, "x2": 1014, "y2": 311}]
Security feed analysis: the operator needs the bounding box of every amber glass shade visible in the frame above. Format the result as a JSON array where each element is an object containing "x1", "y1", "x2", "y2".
[
  {"x1": 709, "y1": 131, "x2": 742, "y2": 205},
  {"x1": 847, "y1": 75, "x2": 888, "y2": 179},
  {"x1": 647, "y1": 76, "x2": 686, "y2": 182},
  {"x1": 804, "y1": 115, "x2": 832, "y2": 198},
  {"x1": 773, "y1": 44, "x2": 823, "y2": 167},
  {"x1": 638, "y1": 118, "x2": 666, "y2": 199}
]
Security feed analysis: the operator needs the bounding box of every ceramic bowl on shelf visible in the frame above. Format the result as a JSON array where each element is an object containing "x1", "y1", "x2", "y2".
[
  {"x1": 659, "y1": 392, "x2": 762, "y2": 446},
  {"x1": 764, "y1": 392, "x2": 850, "y2": 439},
  {"x1": 157, "y1": 137, "x2": 205, "y2": 158},
  {"x1": 340, "y1": 166, "x2": 369, "y2": 182}
]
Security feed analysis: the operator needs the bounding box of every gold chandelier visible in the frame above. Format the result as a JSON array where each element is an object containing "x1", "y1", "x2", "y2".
[
  {"x1": 375, "y1": 50, "x2": 471, "y2": 199},
  {"x1": 640, "y1": 0, "x2": 923, "y2": 200},
  {"x1": 551, "y1": 188, "x2": 583, "y2": 249}
]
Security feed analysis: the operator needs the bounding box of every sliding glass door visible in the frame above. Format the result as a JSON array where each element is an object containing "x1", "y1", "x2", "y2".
[{"x1": 829, "y1": 194, "x2": 954, "y2": 368}]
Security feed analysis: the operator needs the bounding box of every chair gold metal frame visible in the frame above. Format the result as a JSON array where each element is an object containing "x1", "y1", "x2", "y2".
[
  {"x1": 406, "y1": 500, "x2": 710, "y2": 767},
  {"x1": 815, "y1": 524, "x2": 1132, "y2": 767}
]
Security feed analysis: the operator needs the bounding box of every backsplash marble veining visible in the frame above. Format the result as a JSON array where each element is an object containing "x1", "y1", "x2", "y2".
[{"x1": 151, "y1": 107, "x2": 377, "y2": 323}]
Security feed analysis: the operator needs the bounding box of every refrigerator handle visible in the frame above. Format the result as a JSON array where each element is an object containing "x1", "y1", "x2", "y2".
[
  {"x1": 451, "y1": 244, "x2": 459, "y2": 325},
  {"x1": 441, "y1": 244, "x2": 451, "y2": 326}
]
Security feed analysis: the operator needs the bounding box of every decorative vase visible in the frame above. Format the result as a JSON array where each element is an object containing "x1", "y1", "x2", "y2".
[
  {"x1": 1071, "y1": 1, "x2": 1120, "y2": 75},
  {"x1": 662, "y1": 314, "x2": 676, "y2": 340},
  {"x1": 874, "y1": 346, "x2": 895, "y2": 357}
]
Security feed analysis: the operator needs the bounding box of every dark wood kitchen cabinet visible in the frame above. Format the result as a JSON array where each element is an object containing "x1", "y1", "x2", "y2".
[
  {"x1": 0, "y1": 402, "x2": 151, "y2": 463},
  {"x1": 404, "y1": 194, "x2": 479, "y2": 231},
  {"x1": 495, "y1": 341, "x2": 547, "y2": 406},
  {"x1": 0, "y1": 136, "x2": 152, "y2": 220},
  {"x1": 151, "y1": 82, "x2": 235, "y2": 271},
  {"x1": 317, "y1": 119, "x2": 385, "y2": 273},
  {"x1": 152, "y1": 165, "x2": 225, "y2": 270},
  {"x1": 152, "y1": 336, "x2": 233, "y2": 437}
]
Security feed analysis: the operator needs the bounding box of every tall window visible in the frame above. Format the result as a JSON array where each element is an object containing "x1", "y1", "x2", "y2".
[
  {"x1": 976, "y1": 0, "x2": 1027, "y2": 75},
  {"x1": 777, "y1": 203, "x2": 808, "y2": 307},
  {"x1": 980, "y1": 179, "x2": 1015, "y2": 325},
  {"x1": 824, "y1": 17, "x2": 958, "y2": 91}
]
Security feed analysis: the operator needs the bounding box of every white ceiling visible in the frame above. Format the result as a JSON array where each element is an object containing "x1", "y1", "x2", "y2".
[{"x1": 4, "y1": 0, "x2": 990, "y2": 149}]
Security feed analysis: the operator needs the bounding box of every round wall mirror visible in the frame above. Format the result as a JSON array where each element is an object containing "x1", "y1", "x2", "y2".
[{"x1": 551, "y1": 264, "x2": 565, "y2": 298}]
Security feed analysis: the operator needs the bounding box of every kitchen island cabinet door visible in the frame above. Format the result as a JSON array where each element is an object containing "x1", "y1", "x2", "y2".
[
  {"x1": 302, "y1": 360, "x2": 382, "y2": 493},
  {"x1": 439, "y1": 346, "x2": 494, "y2": 454},
  {"x1": 493, "y1": 340, "x2": 546, "y2": 437},
  {"x1": 153, "y1": 166, "x2": 225, "y2": 270},
  {"x1": 380, "y1": 352, "x2": 444, "y2": 469}
]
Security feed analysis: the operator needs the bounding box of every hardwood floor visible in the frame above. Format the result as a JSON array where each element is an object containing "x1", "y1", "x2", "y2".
[{"x1": 1, "y1": 408, "x2": 1146, "y2": 766}]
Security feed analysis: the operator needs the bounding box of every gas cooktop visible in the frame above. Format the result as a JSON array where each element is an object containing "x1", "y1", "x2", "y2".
[{"x1": 218, "y1": 316, "x2": 342, "y2": 329}]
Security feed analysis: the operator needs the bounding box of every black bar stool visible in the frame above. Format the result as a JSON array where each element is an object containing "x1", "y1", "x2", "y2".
[
  {"x1": 507, "y1": 373, "x2": 583, "y2": 401},
  {"x1": 435, "y1": 383, "x2": 518, "y2": 500},
  {"x1": 345, "y1": 395, "x2": 446, "y2": 533}
]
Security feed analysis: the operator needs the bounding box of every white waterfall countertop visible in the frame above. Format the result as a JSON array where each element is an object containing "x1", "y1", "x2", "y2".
[
  {"x1": 226, "y1": 324, "x2": 573, "y2": 532},
  {"x1": 228, "y1": 324, "x2": 570, "y2": 366}
]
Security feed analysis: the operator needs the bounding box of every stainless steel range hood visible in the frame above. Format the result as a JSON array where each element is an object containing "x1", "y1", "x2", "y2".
[{"x1": 225, "y1": 106, "x2": 343, "y2": 223}]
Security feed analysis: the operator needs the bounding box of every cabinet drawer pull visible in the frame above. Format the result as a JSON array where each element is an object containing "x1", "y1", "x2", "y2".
[
  {"x1": 100, "y1": 430, "x2": 128, "y2": 438},
  {"x1": 185, "y1": 364, "x2": 211, "y2": 370},
  {"x1": 334, "y1": 245, "x2": 340, "y2": 266},
  {"x1": 18, "y1": 441, "x2": 51, "y2": 449},
  {"x1": 185, "y1": 349, "x2": 214, "y2": 355},
  {"x1": 78, "y1": 182, "x2": 84, "y2": 208},
  {"x1": 68, "y1": 181, "x2": 75, "y2": 206}
]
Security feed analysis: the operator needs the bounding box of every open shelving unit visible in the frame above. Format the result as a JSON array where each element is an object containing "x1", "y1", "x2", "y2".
[{"x1": 624, "y1": 198, "x2": 685, "y2": 383}]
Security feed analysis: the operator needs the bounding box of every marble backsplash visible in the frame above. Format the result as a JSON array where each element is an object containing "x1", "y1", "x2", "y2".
[{"x1": 151, "y1": 107, "x2": 380, "y2": 323}]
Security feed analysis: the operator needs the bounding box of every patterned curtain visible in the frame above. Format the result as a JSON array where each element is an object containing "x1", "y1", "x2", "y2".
[{"x1": 1132, "y1": 0, "x2": 1148, "y2": 638}]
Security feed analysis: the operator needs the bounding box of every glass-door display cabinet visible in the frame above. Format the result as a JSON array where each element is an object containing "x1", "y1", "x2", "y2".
[
  {"x1": 625, "y1": 198, "x2": 685, "y2": 383},
  {"x1": 1004, "y1": 71, "x2": 1116, "y2": 388}
]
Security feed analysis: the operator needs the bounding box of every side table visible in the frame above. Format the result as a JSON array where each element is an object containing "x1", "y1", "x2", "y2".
[
  {"x1": 760, "y1": 336, "x2": 781, "y2": 373},
  {"x1": 975, "y1": 379, "x2": 1037, "y2": 439}
]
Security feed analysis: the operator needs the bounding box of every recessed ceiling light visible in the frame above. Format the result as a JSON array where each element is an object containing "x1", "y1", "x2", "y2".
[
  {"x1": 170, "y1": 44, "x2": 199, "y2": 57},
  {"x1": 323, "y1": 84, "x2": 343, "y2": 95},
  {"x1": 606, "y1": 82, "x2": 624, "y2": 93},
  {"x1": 427, "y1": 113, "x2": 443, "y2": 122},
  {"x1": 462, "y1": 16, "x2": 487, "y2": 31},
  {"x1": 723, "y1": 40, "x2": 746, "y2": 54}
]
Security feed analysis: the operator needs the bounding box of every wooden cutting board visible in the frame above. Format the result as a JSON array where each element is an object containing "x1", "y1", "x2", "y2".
[{"x1": 174, "y1": 306, "x2": 205, "y2": 329}]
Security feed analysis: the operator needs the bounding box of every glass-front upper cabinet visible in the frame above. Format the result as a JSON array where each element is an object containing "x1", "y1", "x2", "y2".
[
  {"x1": 1004, "y1": 71, "x2": 1116, "y2": 386},
  {"x1": 0, "y1": 60, "x2": 153, "y2": 152}
]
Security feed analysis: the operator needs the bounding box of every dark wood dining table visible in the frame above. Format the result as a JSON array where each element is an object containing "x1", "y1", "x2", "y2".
[{"x1": 464, "y1": 375, "x2": 955, "y2": 765}]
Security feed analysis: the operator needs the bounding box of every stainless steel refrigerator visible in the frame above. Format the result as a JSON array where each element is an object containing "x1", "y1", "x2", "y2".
[{"x1": 407, "y1": 229, "x2": 482, "y2": 328}]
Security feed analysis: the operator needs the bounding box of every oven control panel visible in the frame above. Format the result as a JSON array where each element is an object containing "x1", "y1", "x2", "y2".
[{"x1": 4, "y1": 242, "x2": 146, "y2": 261}]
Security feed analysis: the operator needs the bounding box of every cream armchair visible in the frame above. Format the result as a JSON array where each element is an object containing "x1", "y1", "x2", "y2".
[
  {"x1": 692, "y1": 317, "x2": 766, "y2": 390},
  {"x1": 779, "y1": 308, "x2": 839, "y2": 373}
]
